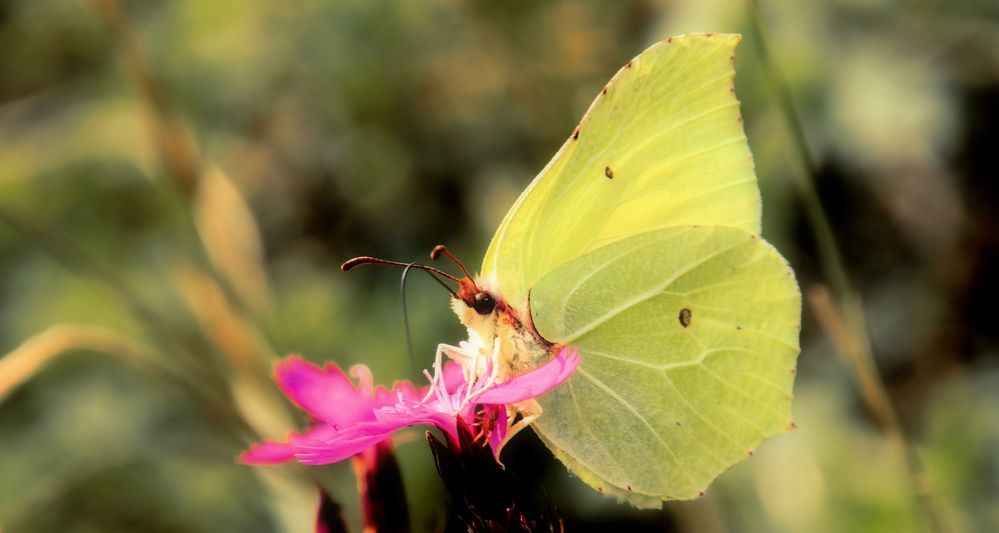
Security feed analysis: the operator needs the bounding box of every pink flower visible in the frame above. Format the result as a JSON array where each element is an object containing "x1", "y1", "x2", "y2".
[{"x1": 241, "y1": 348, "x2": 579, "y2": 466}]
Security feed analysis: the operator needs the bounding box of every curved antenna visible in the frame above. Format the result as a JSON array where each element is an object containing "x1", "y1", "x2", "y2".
[
  {"x1": 430, "y1": 245, "x2": 477, "y2": 290},
  {"x1": 341, "y1": 256, "x2": 459, "y2": 299},
  {"x1": 341, "y1": 256, "x2": 459, "y2": 280}
]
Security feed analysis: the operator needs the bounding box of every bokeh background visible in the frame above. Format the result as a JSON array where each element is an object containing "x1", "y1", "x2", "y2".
[{"x1": 1, "y1": 0, "x2": 997, "y2": 531}]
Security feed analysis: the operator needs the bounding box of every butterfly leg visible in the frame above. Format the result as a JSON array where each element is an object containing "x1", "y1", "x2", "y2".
[
  {"x1": 430, "y1": 341, "x2": 490, "y2": 395},
  {"x1": 435, "y1": 342, "x2": 470, "y2": 365},
  {"x1": 422, "y1": 343, "x2": 467, "y2": 402},
  {"x1": 496, "y1": 399, "x2": 543, "y2": 451},
  {"x1": 438, "y1": 336, "x2": 496, "y2": 379}
]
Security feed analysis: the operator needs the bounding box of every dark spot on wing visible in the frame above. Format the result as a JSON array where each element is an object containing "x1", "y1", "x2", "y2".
[
  {"x1": 624, "y1": 60, "x2": 633, "y2": 69},
  {"x1": 604, "y1": 166, "x2": 614, "y2": 179},
  {"x1": 601, "y1": 85, "x2": 608, "y2": 95},
  {"x1": 679, "y1": 308, "x2": 692, "y2": 328},
  {"x1": 571, "y1": 126, "x2": 580, "y2": 141}
]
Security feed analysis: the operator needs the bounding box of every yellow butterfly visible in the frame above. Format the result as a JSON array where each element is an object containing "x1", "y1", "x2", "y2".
[{"x1": 346, "y1": 33, "x2": 801, "y2": 507}]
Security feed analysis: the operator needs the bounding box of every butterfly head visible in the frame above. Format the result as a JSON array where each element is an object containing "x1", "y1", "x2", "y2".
[
  {"x1": 453, "y1": 274, "x2": 498, "y2": 317},
  {"x1": 471, "y1": 291, "x2": 496, "y2": 315},
  {"x1": 431, "y1": 245, "x2": 501, "y2": 317},
  {"x1": 340, "y1": 246, "x2": 552, "y2": 382}
]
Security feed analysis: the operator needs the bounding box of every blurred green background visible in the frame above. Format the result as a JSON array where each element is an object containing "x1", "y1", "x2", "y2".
[{"x1": 1, "y1": 0, "x2": 997, "y2": 531}]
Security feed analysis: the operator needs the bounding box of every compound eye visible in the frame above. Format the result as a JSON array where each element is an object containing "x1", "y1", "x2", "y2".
[{"x1": 472, "y1": 291, "x2": 496, "y2": 315}]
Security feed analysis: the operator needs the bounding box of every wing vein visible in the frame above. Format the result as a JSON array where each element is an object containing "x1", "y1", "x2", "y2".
[
  {"x1": 566, "y1": 379, "x2": 629, "y2": 481},
  {"x1": 576, "y1": 367, "x2": 698, "y2": 487},
  {"x1": 572, "y1": 135, "x2": 748, "y2": 254},
  {"x1": 566, "y1": 240, "x2": 741, "y2": 342},
  {"x1": 613, "y1": 99, "x2": 739, "y2": 167},
  {"x1": 527, "y1": 43, "x2": 733, "y2": 278},
  {"x1": 658, "y1": 371, "x2": 744, "y2": 462},
  {"x1": 700, "y1": 316, "x2": 800, "y2": 352},
  {"x1": 689, "y1": 365, "x2": 781, "y2": 433}
]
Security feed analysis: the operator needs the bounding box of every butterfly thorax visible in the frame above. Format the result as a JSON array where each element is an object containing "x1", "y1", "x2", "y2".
[{"x1": 451, "y1": 289, "x2": 554, "y2": 382}]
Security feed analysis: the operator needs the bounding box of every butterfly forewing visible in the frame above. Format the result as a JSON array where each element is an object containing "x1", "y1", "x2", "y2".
[{"x1": 482, "y1": 34, "x2": 760, "y2": 308}]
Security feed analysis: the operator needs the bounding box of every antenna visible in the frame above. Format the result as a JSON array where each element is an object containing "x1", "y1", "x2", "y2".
[
  {"x1": 340, "y1": 256, "x2": 459, "y2": 299},
  {"x1": 430, "y1": 245, "x2": 477, "y2": 290}
]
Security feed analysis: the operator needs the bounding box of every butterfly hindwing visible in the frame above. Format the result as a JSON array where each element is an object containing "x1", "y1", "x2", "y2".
[{"x1": 528, "y1": 226, "x2": 801, "y2": 504}]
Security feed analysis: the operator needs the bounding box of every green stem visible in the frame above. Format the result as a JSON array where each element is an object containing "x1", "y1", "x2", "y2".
[
  {"x1": 743, "y1": 2, "x2": 948, "y2": 532},
  {"x1": 743, "y1": 0, "x2": 853, "y2": 306}
]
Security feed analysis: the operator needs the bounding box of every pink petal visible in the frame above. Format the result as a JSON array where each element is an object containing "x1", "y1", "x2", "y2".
[
  {"x1": 442, "y1": 362, "x2": 465, "y2": 393},
  {"x1": 373, "y1": 380, "x2": 424, "y2": 408},
  {"x1": 241, "y1": 423, "x2": 345, "y2": 465},
  {"x1": 279, "y1": 403, "x2": 458, "y2": 465},
  {"x1": 485, "y1": 406, "x2": 508, "y2": 453},
  {"x1": 476, "y1": 348, "x2": 580, "y2": 405},
  {"x1": 240, "y1": 439, "x2": 297, "y2": 465},
  {"x1": 294, "y1": 433, "x2": 388, "y2": 465},
  {"x1": 274, "y1": 357, "x2": 372, "y2": 424},
  {"x1": 374, "y1": 402, "x2": 459, "y2": 440},
  {"x1": 242, "y1": 348, "x2": 581, "y2": 467}
]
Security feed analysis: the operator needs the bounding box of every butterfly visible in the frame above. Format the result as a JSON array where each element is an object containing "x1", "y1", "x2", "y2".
[{"x1": 345, "y1": 33, "x2": 801, "y2": 507}]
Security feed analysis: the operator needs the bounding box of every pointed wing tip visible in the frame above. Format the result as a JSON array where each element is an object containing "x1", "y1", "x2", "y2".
[{"x1": 656, "y1": 32, "x2": 742, "y2": 48}]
